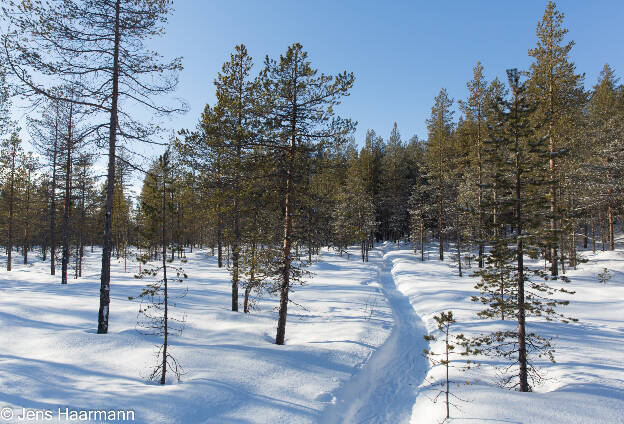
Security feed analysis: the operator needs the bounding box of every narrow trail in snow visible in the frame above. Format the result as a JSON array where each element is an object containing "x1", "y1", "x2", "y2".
[{"x1": 319, "y1": 244, "x2": 428, "y2": 424}]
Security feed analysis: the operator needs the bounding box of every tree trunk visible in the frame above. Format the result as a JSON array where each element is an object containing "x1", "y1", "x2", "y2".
[
  {"x1": 42, "y1": 184, "x2": 49, "y2": 262},
  {"x1": 457, "y1": 226, "x2": 462, "y2": 277},
  {"x1": 6, "y1": 141, "x2": 16, "y2": 272},
  {"x1": 243, "y1": 285, "x2": 252, "y2": 313},
  {"x1": 244, "y1": 241, "x2": 257, "y2": 314},
  {"x1": 517, "y1": 234, "x2": 528, "y2": 392},
  {"x1": 61, "y1": 101, "x2": 73, "y2": 285},
  {"x1": 548, "y1": 55, "x2": 558, "y2": 277},
  {"x1": 477, "y1": 109, "x2": 484, "y2": 269},
  {"x1": 600, "y1": 210, "x2": 606, "y2": 251},
  {"x1": 217, "y1": 211, "x2": 223, "y2": 268},
  {"x1": 232, "y1": 215, "x2": 239, "y2": 311},
  {"x1": 439, "y1": 185, "x2": 444, "y2": 261},
  {"x1": 439, "y1": 124, "x2": 444, "y2": 261},
  {"x1": 75, "y1": 244, "x2": 79, "y2": 279},
  {"x1": 514, "y1": 94, "x2": 529, "y2": 392},
  {"x1": 420, "y1": 221, "x2": 424, "y2": 262},
  {"x1": 276, "y1": 54, "x2": 299, "y2": 346},
  {"x1": 608, "y1": 205, "x2": 614, "y2": 250},
  {"x1": 560, "y1": 236, "x2": 566, "y2": 275},
  {"x1": 591, "y1": 215, "x2": 596, "y2": 253},
  {"x1": 23, "y1": 166, "x2": 32, "y2": 264},
  {"x1": 50, "y1": 109, "x2": 59, "y2": 275},
  {"x1": 160, "y1": 163, "x2": 168, "y2": 385},
  {"x1": 276, "y1": 164, "x2": 293, "y2": 345},
  {"x1": 97, "y1": 0, "x2": 121, "y2": 334},
  {"x1": 571, "y1": 229, "x2": 577, "y2": 270}
]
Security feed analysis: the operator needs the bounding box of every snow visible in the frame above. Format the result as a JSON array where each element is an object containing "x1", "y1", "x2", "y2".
[
  {"x1": 0, "y1": 243, "x2": 623, "y2": 423},
  {"x1": 320, "y1": 248, "x2": 427, "y2": 424},
  {"x1": 0, "y1": 248, "x2": 391, "y2": 423},
  {"x1": 385, "y1": 245, "x2": 624, "y2": 424}
]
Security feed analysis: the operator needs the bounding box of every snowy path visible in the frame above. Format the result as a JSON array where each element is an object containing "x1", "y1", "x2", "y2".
[{"x1": 320, "y1": 244, "x2": 428, "y2": 424}]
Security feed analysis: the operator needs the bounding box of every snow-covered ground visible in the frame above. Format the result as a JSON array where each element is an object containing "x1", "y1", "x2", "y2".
[
  {"x1": 0, "y1": 247, "x2": 393, "y2": 424},
  {"x1": 385, "y1": 244, "x2": 624, "y2": 424},
  {"x1": 0, "y1": 243, "x2": 622, "y2": 423}
]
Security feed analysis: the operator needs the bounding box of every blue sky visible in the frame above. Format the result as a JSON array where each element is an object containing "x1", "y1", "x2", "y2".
[{"x1": 156, "y1": 1, "x2": 624, "y2": 146}]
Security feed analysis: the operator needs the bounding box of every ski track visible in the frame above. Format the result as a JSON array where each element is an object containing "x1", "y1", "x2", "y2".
[{"x1": 320, "y1": 244, "x2": 428, "y2": 424}]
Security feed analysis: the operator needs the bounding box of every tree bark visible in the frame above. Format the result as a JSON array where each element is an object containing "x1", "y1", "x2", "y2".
[
  {"x1": 243, "y1": 242, "x2": 256, "y2": 314},
  {"x1": 276, "y1": 158, "x2": 293, "y2": 345}
]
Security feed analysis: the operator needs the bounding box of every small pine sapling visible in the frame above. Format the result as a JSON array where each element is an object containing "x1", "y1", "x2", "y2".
[
  {"x1": 423, "y1": 311, "x2": 474, "y2": 422},
  {"x1": 132, "y1": 257, "x2": 188, "y2": 384},
  {"x1": 472, "y1": 239, "x2": 516, "y2": 321},
  {"x1": 130, "y1": 149, "x2": 188, "y2": 384},
  {"x1": 597, "y1": 268, "x2": 611, "y2": 284}
]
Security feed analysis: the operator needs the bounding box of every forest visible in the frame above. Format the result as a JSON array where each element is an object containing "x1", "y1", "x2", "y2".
[{"x1": 0, "y1": 1, "x2": 622, "y2": 423}]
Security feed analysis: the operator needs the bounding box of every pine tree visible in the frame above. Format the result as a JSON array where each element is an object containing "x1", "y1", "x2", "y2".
[
  {"x1": 1, "y1": 133, "x2": 23, "y2": 271},
  {"x1": 423, "y1": 311, "x2": 472, "y2": 422},
  {"x1": 60, "y1": 99, "x2": 77, "y2": 284},
  {"x1": 260, "y1": 43, "x2": 355, "y2": 345},
  {"x1": 132, "y1": 149, "x2": 187, "y2": 385},
  {"x1": 451, "y1": 180, "x2": 476, "y2": 277},
  {"x1": 380, "y1": 123, "x2": 410, "y2": 242},
  {"x1": 181, "y1": 106, "x2": 231, "y2": 269},
  {"x1": 332, "y1": 174, "x2": 376, "y2": 261},
  {"x1": 27, "y1": 95, "x2": 64, "y2": 275},
  {"x1": 425, "y1": 89, "x2": 455, "y2": 260},
  {"x1": 460, "y1": 62, "x2": 489, "y2": 268},
  {"x1": 359, "y1": 130, "x2": 385, "y2": 242},
  {"x1": 587, "y1": 64, "x2": 622, "y2": 251},
  {"x1": 528, "y1": 1, "x2": 586, "y2": 276},
  {"x1": 409, "y1": 180, "x2": 433, "y2": 261},
  {"x1": 203, "y1": 44, "x2": 258, "y2": 311},
  {"x1": 471, "y1": 69, "x2": 576, "y2": 392},
  {"x1": 20, "y1": 153, "x2": 38, "y2": 264},
  {"x1": 73, "y1": 153, "x2": 95, "y2": 278}
]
